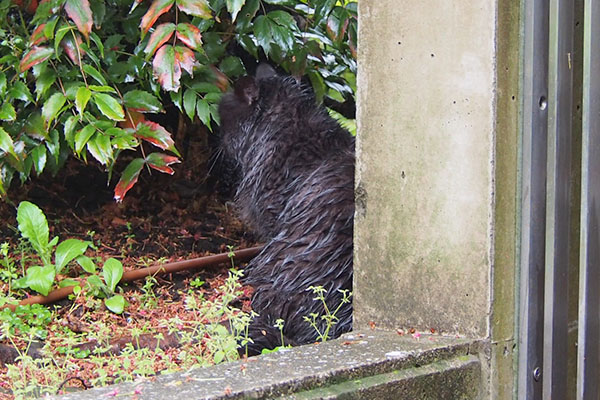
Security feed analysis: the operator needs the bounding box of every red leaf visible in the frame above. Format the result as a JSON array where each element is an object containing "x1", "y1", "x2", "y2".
[
  {"x1": 175, "y1": 23, "x2": 202, "y2": 50},
  {"x1": 30, "y1": 24, "x2": 47, "y2": 46},
  {"x1": 61, "y1": 33, "x2": 85, "y2": 65},
  {"x1": 152, "y1": 44, "x2": 180, "y2": 92},
  {"x1": 135, "y1": 121, "x2": 180, "y2": 156},
  {"x1": 119, "y1": 109, "x2": 146, "y2": 130},
  {"x1": 19, "y1": 46, "x2": 54, "y2": 72},
  {"x1": 145, "y1": 152, "x2": 180, "y2": 174},
  {"x1": 64, "y1": 0, "x2": 93, "y2": 40},
  {"x1": 114, "y1": 158, "x2": 145, "y2": 202},
  {"x1": 174, "y1": 45, "x2": 196, "y2": 76},
  {"x1": 140, "y1": 0, "x2": 175, "y2": 36},
  {"x1": 176, "y1": 0, "x2": 211, "y2": 19},
  {"x1": 144, "y1": 23, "x2": 176, "y2": 58}
]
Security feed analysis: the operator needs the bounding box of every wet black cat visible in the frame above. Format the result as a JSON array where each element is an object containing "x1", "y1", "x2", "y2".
[{"x1": 218, "y1": 65, "x2": 354, "y2": 354}]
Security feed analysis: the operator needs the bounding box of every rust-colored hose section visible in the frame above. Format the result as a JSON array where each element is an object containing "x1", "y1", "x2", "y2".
[{"x1": 4, "y1": 246, "x2": 263, "y2": 311}]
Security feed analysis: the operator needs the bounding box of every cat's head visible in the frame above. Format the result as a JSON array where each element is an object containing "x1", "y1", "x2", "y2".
[{"x1": 218, "y1": 64, "x2": 278, "y2": 158}]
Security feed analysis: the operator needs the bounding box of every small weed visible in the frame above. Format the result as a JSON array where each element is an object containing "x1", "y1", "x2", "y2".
[{"x1": 303, "y1": 286, "x2": 352, "y2": 343}]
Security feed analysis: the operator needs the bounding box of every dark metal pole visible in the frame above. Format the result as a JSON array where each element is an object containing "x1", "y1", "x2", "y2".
[{"x1": 518, "y1": 0, "x2": 549, "y2": 397}]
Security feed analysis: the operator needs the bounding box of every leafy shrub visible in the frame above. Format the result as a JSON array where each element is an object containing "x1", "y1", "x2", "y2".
[{"x1": 0, "y1": 0, "x2": 357, "y2": 200}]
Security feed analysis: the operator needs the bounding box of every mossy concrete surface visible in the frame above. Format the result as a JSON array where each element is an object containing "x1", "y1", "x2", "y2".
[{"x1": 53, "y1": 331, "x2": 483, "y2": 400}]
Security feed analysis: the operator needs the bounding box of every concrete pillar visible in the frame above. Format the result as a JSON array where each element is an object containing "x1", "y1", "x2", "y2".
[{"x1": 355, "y1": 1, "x2": 497, "y2": 338}]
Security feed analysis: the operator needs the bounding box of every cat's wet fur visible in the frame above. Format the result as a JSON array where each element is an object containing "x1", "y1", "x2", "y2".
[{"x1": 218, "y1": 64, "x2": 354, "y2": 355}]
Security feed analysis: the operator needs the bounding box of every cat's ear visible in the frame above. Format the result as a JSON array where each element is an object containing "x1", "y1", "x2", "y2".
[
  {"x1": 234, "y1": 76, "x2": 259, "y2": 105},
  {"x1": 256, "y1": 63, "x2": 277, "y2": 80}
]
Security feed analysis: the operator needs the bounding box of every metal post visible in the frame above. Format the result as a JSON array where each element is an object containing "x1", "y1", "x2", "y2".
[
  {"x1": 543, "y1": 0, "x2": 575, "y2": 397},
  {"x1": 577, "y1": 0, "x2": 600, "y2": 398},
  {"x1": 518, "y1": 0, "x2": 549, "y2": 398}
]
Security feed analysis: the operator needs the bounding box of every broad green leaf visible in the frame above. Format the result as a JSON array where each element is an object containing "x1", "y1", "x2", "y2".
[
  {"x1": 31, "y1": 145, "x2": 47, "y2": 175},
  {"x1": 92, "y1": 93, "x2": 125, "y2": 121},
  {"x1": 195, "y1": 98, "x2": 210, "y2": 127},
  {"x1": 102, "y1": 257, "x2": 123, "y2": 292},
  {"x1": 43, "y1": 16, "x2": 60, "y2": 39},
  {"x1": 140, "y1": 0, "x2": 175, "y2": 35},
  {"x1": 114, "y1": 158, "x2": 144, "y2": 202},
  {"x1": 219, "y1": 56, "x2": 246, "y2": 77},
  {"x1": 0, "y1": 127, "x2": 16, "y2": 158},
  {"x1": 0, "y1": 72, "x2": 6, "y2": 96},
  {"x1": 90, "y1": 0, "x2": 106, "y2": 29},
  {"x1": 135, "y1": 121, "x2": 180, "y2": 156},
  {"x1": 86, "y1": 275, "x2": 104, "y2": 291},
  {"x1": 64, "y1": 0, "x2": 93, "y2": 40},
  {"x1": 86, "y1": 132, "x2": 113, "y2": 165},
  {"x1": 42, "y1": 92, "x2": 67, "y2": 126},
  {"x1": 9, "y1": 81, "x2": 35, "y2": 104},
  {"x1": 76, "y1": 255, "x2": 96, "y2": 274},
  {"x1": 253, "y1": 16, "x2": 272, "y2": 56},
  {"x1": 226, "y1": 0, "x2": 245, "y2": 21},
  {"x1": 144, "y1": 23, "x2": 176, "y2": 58},
  {"x1": 75, "y1": 87, "x2": 92, "y2": 115},
  {"x1": 16, "y1": 202, "x2": 50, "y2": 264},
  {"x1": 175, "y1": 23, "x2": 202, "y2": 50},
  {"x1": 235, "y1": 0, "x2": 259, "y2": 32},
  {"x1": 19, "y1": 46, "x2": 54, "y2": 72},
  {"x1": 105, "y1": 294, "x2": 125, "y2": 314},
  {"x1": 152, "y1": 44, "x2": 180, "y2": 92},
  {"x1": 0, "y1": 103, "x2": 16, "y2": 121},
  {"x1": 75, "y1": 125, "x2": 96, "y2": 154},
  {"x1": 34, "y1": 65, "x2": 57, "y2": 101},
  {"x1": 315, "y1": 0, "x2": 336, "y2": 24},
  {"x1": 64, "y1": 115, "x2": 79, "y2": 150},
  {"x1": 183, "y1": 89, "x2": 197, "y2": 120},
  {"x1": 59, "y1": 279, "x2": 80, "y2": 288},
  {"x1": 177, "y1": 0, "x2": 211, "y2": 19},
  {"x1": 26, "y1": 265, "x2": 55, "y2": 296},
  {"x1": 83, "y1": 64, "x2": 107, "y2": 85},
  {"x1": 88, "y1": 85, "x2": 116, "y2": 93},
  {"x1": 122, "y1": 90, "x2": 163, "y2": 113},
  {"x1": 55, "y1": 239, "x2": 90, "y2": 274},
  {"x1": 145, "y1": 152, "x2": 180, "y2": 174}
]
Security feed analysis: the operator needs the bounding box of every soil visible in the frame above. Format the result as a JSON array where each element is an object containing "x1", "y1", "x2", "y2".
[{"x1": 0, "y1": 148, "x2": 259, "y2": 398}]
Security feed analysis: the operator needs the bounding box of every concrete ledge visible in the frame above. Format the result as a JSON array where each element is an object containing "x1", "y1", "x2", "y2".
[{"x1": 55, "y1": 331, "x2": 483, "y2": 399}]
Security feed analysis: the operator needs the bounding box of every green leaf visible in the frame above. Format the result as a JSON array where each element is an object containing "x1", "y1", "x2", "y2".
[
  {"x1": 89, "y1": 0, "x2": 106, "y2": 29},
  {"x1": 114, "y1": 158, "x2": 144, "y2": 202},
  {"x1": 144, "y1": 23, "x2": 176, "y2": 58},
  {"x1": 86, "y1": 275, "x2": 104, "y2": 291},
  {"x1": 176, "y1": 0, "x2": 211, "y2": 19},
  {"x1": 0, "y1": 103, "x2": 16, "y2": 121},
  {"x1": 314, "y1": 0, "x2": 336, "y2": 24},
  {"x1": 31, "y1": 145, "x2": 47, "y2": 175},
  {"x1": 123, "y1": 90, "x2": 164, "y2": 113},
  {"x1": 83, "y1": 64, "x2": 107, "y2": 85},
  {"x1": 195, "y1": 98, "x2": 210, "y2": 127},
  {"x1": 88, "y1": 85, "x2": 116, "y2": 93},
  {"x1": 105, "y1": 294, "x2": 125, "y2": 314},
  {"x1": 9, "y1": 81, "x2": 35, "y2": 104},
  {"x1": 75, "y1": 87, "x2": 92, "y2": 115},
  {"x1": 0, "y1": 72, "x2": 6, "y2": 96},
  {"x1": 219, "y1": 56, "x2": 246, "y2": 78},
  {"x1": 102, "y1": 257, "x2": 123, "y2": 292},
  {"x1": 235, "y1": 0, "x2": 259, "y2": 32},
  {"x1": 64, "y1": 115, "x2": 79, "y2": 150},
  {"x1": 59, "y1": 279, "x2": 80, "y2": 288},
  {"x1": 55, "y1": 239, "x2": 89, "y2": 274},
  {"x1": 0, "y1": 127, "x2": 17, "y2": 158},
  {"x1": 92, "y1": 93, "x2": 125, "y2": 121},
  {"x1": 17, "y1": 201, "x2": 50, "y2": 262},
  {"x1": 226, "y1": 0, "x2": 245, "y2": 21},
  {"x1": 75, "y1": 125, "x2": 96, "y2": 155},
  {"x1": 76, "y1": 255, "x2": 96, "y2": 274},
  {"x1": 42, "y1": 92, "x2": 67, "y2": 126},
  {"x1": 183, "y1": 89, "x2": 197, "y2": 120},
  {"x1": 86, "y1": 132, "x2": 113, "y2": 165},
  {"x1": 34, "y1": 65, "x2": 57, "y2": 101},
  {"x1": 64, "y1": 0, "x2": 93, "y2": 40},
  {"x1": 253, "y1": 15, "x2": 272, "y2": 56},
  {"x1": 25, "y1": 265, "x2": 55, "y2": 296}
]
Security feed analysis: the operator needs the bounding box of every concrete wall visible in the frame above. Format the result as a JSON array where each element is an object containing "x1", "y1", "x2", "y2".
[{"x1": 355, "y1": 1, "x2": 497, "y2": 337}]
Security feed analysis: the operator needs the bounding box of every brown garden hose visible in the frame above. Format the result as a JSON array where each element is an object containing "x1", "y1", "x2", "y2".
[{"x1": 4, "y1": 246, "x2": 263, "y2": 311}]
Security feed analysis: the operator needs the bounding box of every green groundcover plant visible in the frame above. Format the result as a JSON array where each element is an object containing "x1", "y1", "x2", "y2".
[{"x1": 0, "y1": 0, "x2": 357, "y2": 200}]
